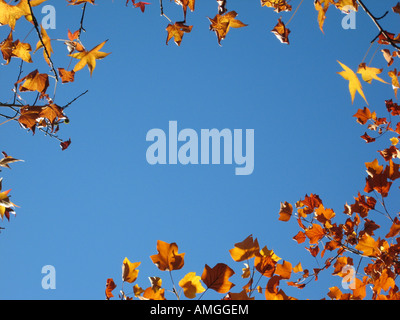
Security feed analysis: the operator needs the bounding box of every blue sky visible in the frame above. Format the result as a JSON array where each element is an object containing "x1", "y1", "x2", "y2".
[{"x1": 0, "y1": 0, "x2": 399, "y2": 300}]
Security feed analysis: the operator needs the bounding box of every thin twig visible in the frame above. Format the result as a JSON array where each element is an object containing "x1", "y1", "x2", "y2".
[
  {"x1": 78, "y1": 3, "x2": 88, "y2": 39},
  {"x1": 357, "y1": 0, "x2": 400, "y2": 51},
  {"x1": 62, "y1": 90, "x2": 89, "y2": 109},
  {"x1": 27, "y1": 0, "x2": 59, "y2": 82}
]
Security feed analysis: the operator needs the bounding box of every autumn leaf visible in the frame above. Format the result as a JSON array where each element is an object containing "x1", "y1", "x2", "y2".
[
  {"x1": 16, "y1": 69, "x2": 49, "y2": 94},
  {"x1": 275, "y1": 260, "x2": 292, "y2": 279},
  {"x1": 314, "y1": 0, "x2": 332, "y2": 33},
  {"x1": 388, "y1": 69, "x2": 400, "y2": 98},
  {"x1": 34, "y1": 25, "x2": 53, "y2": 66},
  {"x1": 134, "y1": 2, "x2": 150, "y2": 13},
  {"x1": 178, "y1": 272, "x2": 205, "y2": 299},
  {"x1": 12, "y1": 40, "x2": 33, "y2": 63},
  {"x1": 353, "y1": 107, "x2": 376, "y2": 125},
  {"x1": 393, "y1": 2, "x2": 400, "y2": 14},
  {"x1": 271, "y1": 18, "x2": 290, "y2": 44},
  {"x1": 174, "y1": 0, "x2": 195, "y2": 20},
  {"x1": 357, "y1": 63, "x2": 389, "y2": 84},
  {"x1": 201, "y1": 263, "x2": 235, "y2": 293},
  {"x1": 122, "y1": 257, "x2": 141, "y2": 283},
  {"x1": 355, "y1": 233, "x2": 380, "y2": 257},
  {"x1": 0, "y1": 152, "x2": 23, "y2": 169},
  {"x1": 305, "y1": 223, "x2": 326, "y2": 244},
  {"x1": 208, "y1": 11, "x2": 247, "y2": 46},
  {"x1": 60, "y1": 139, "x2": 72, "y2": 151},
  {"x1": 69, "y1": 40, "x2": 110, "y2": 76},
  {"x1": 58, "y1": 68, "x2": 75, "y2": 83},
  {"x1": 166, "y1": 22, "x2": 193, "y2": 46},
  {"x1": 335, "y1": 0, "x2": 358, "y2": 12},
  {"x1": 254, "y1": 255, "x2": 276, "y2": 277},
  {"x1": 278, "y1": 201, "x2": 293, "y2": 221},
  {"x1": 337, "y1": 61, "x2": 368, "y2": 105},
  {"x1": 141, "y1": 287, "x2": 166, "y2": 300},
  {"x1": 261, "y1": 0, "x2": 292, "y2": 13},
  {"x1": 105, "y1": 278, "x2": 116, "y2": 300},
  {"x1": 229, "y1": 234, "x2": 260, "y2": 262},
  {"x1": 0, "y1": 183, "x2": 17, "y2": 221},
  {"x1": 386, "y1": 217, "x2": 400, "y2": 238},
  {"x1": 150, "y1": 240, "x2": 185, "y2": 271}
]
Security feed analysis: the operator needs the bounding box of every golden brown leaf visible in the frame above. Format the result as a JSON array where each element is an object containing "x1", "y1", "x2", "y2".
[
  {"x1": 69, "y1": 40, "x2": 110, "y2": 76},
  {"x1": 271, "y1": 18, "x2": 290, "y2": 44},
  {"x1": 229, "y1": 234, "x2": 259, "y2": 262},
  {"x1": 201, "y1": 263, "x2": 235, "y2": 293},
  {"x1": 166, "y1": 22, "x2": 193, "y2": 46},
  {"x1": 208, "y1": 11, "x2": 247, "y2": 45},
  {"x1": 150, "y1": 240, "x2": 185, "y2": 271},
  {"x1": 278, "y1": 201, "x2": 293, "y2": 222},
  {"x1": 122, "y1": 257, "x2": 141, "y2": 283}
]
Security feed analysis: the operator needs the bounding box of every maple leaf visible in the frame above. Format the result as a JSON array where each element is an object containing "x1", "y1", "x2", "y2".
[
  {"x1": 58, "y1": 68, "x2": 75, "y2": 83},
  {"x1": 105, "y1": 278, "x2": 117, "y2": 300},
  {"x1": 353, "y1": 107, "x2": 376, "y2": 125},
  {"x1": 0, "y1": 153, "x2": 23, "y2": 170},
  {"x1": 64, "y1": 29, "x2": 85, "y2": 54},
  {"x1": 69, "y1": 40, "x2": 110, "y2": 76},
  {"x1": 337, "y1": 61, "x2": 368, "y2": 105},
  {"x1": 357, "y1": 63, "x2": 389, "y2": 84},
  {"x1": 201, "y1": 263, "x2": 235, "y2": 294},
  {"x1": 34, "y1": 25, "x2": 53, "y2": 66},
  {"x1": 39, "y1": 104, "x2": 66, "y2": 127},
  {"x1": 361, "y1": 132, "x2": 376, "y2": 143},
  {"x1": 314, "y1": 0, "x2": 333, "y2": 33},
  {"x1": 12, "y1": 40, "x2": 33, "y2": 63},
  {"x1": 254, "y1": 255, "x2": 276, "y2": 277},
  {"x1": 134, "y1": 1, "x2": 150, "y2": 13},
  {"x1": 208, "y1": 11, "x2": 247, "y2": 46},
  {"x1": 16, "y1": 70, "x2": 49, "y2": 95},
  {"x1": 174, "y1": 0, "x2": 195, "y2": 20},
  {"x1": 122, "y1": 257, "x2": 141, "y2": 283},
  {"x1": 0, "y1": 183, "x2": 17, "y2": 220},
  {"x1": 386, "y1": 217, "x2": 400, "y2": 238},
  {"x1": 229, "y1": 234, "x2": 260, "y2": 262},
  {"x1": 271, "y1": 18, "x2": 290, "y2": 44},
  {"x1": 166, "y1": 22, "x2": 193, "y2": 46},
  {"x1": 150, "y1": 240, "x2": 185, "y2": 271},
  {"x1": 261, "y1": 0, "x2": 292, "y2": 13},
  {"x1": 178, "y1": 272, "x2": 205, "y2": 299}
]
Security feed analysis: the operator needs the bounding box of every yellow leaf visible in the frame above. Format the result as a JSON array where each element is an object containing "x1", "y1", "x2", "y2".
[
  {"x1": 179, "y1": 272, "x2": 205, "y2": 299},
  {"x1": 34, "y1": 25, "x2": 53, "y2": 66},
  {"x1": 12, "y1": 40, "x2": 32, "y2": 63},
  {"x1": 122, "y1": 257, "x2": 141, "y2": 283},
  {"x1": 357, "y1": 63, "x2": 389, "y2": 84},
  {"x1": 260, "y1": 246, "x2": 281, "y2": 262},
  {"x1": 390, "y1": 137, "x2": 399, "y2": 146},
  {"x1": 337, "y1": 61, "x2": 368, "y2": 105},
  {"x1": 229, "y1": 234, "x2": 259, "y2": 262},
  {"x1": 355, "y1": 234, "x2": 380, "y2": 257},
  {"x1": 69, "y1": 40, "x2": 110, "y2": 76}
]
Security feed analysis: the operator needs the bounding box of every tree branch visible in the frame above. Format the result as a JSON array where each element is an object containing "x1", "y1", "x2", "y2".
[{"x1": 357, "y1": 0, "x2": 400, "y2": 50}]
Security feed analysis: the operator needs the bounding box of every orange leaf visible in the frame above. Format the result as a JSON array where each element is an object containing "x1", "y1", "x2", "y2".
[
  {"x1": 278, "y1": 201, "x2": 293, "y2": 221},
  {"x1": 105, "y1": 278, "x2": 117, "y2": 300},
  {"x1": 208, "y1": 11, "x2": 247, "y2": 45},
  {"x1": 17, "y1": 69, "x2": 49, "y2": 94},
  {"x1": 229, "y1": 234, "x2": 259, "y2": 262},
  {"x1": 271, "y1": 18, "x2": 290, "y2": 44},
  {"x1": 201, "y1": 263, "x2": 235, "y2": 293},
  {"x1": 275, "y1": 260, "x2": 292, "y2": 279},
  {"x1": 355, "y1": 233, "x2": 380, "y2": 257},
  {"x1": 166, "y1": 22, "x2": 193, "y2": 46},
  {"x1": 150, "y1": 240, "x2": 185, "y2": 271},
  {"x1": 305, "y1": 223, "x2": 325, "y2": 244}
]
